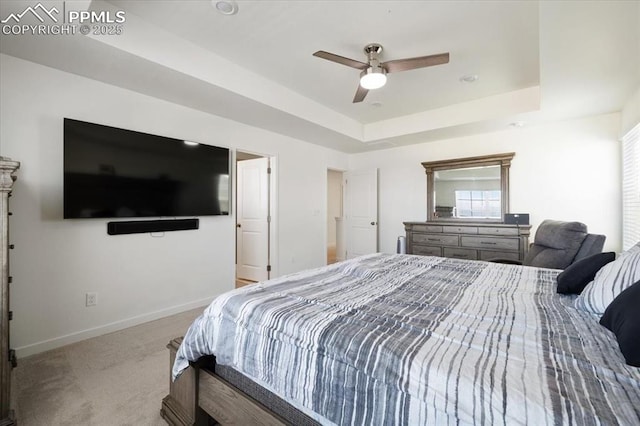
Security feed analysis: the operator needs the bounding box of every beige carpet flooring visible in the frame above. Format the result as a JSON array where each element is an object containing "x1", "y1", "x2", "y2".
[{"x1": 12, "y1": 307, "x2": 203, "y2": 426}]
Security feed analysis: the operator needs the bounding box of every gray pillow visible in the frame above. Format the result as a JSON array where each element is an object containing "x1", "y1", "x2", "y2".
[{"x1": 575, "y1": 242, "x2": 640, "y2": 315}]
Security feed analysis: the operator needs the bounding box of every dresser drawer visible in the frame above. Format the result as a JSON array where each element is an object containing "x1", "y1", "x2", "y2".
[
  {"x1": 442, "y1": 226, "x2": 478, "y2": 235},
  {"x1": 443, "y1": 247, "x2": 478, "y2": 260},
  {"x1": 410, "y1": 225, "x2": 443, "y2": 233},
  {"x1": 413, "y1": 233, "x2": 459, "y2": 246},
  {"x1": 479, "y1": 250, "x2": 520, "y2": 262},
  {"x1": 478, "y1": 227, "x2": 519, "y2": 236},
  {"x1": 460, "y1": 236, "x2": 519, "y2": 251},
  {"x1": 412, "y1": 245, "x2": 442, "y2": 256}
]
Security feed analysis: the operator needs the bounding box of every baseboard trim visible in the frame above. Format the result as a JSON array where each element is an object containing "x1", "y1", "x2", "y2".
[{"x1": 14, "y1": 297, "x2": 215, "y2": 358}]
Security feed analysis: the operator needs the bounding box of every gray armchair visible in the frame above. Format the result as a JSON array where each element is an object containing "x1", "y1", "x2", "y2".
[
  {"x1": 493, "y1": 220, "x2": 605, "y2": 270},
  {"x1": 573, "y1": 233, "x2": 607, "y2": 263}
]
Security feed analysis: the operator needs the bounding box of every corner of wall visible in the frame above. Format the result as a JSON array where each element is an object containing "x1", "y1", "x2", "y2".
[{"x1": 621, "y1": 85, "x2": 640, "y2": 137}]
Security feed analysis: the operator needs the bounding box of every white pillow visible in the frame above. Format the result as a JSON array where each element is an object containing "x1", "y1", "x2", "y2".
[{"x1": 575, "y1": 242, "x2": 640, "y2": 315}]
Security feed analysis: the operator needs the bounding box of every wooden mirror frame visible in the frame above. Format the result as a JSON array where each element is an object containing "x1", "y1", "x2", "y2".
[{"x1": 422, "y1": 152, "x2": 515, "y2": 222}]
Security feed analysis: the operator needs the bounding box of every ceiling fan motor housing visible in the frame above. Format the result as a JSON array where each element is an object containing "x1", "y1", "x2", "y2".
[
  {"x1": 360, "y1": 66, "x2": 387, "y2": 81},
  {"x1": 360, "y1": 43, "x2": 387, "y2": 89},
  {"x1": 364, "y1": 43, "x2": 384, "y2": 68},
  {"x1": 364, "y1": 43, "x2": 384, "y2": 57}
]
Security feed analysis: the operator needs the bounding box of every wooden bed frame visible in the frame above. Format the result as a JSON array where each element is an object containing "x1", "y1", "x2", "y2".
[{"x1": 160, "y1": 337, "x2": 291, "y2": 426}]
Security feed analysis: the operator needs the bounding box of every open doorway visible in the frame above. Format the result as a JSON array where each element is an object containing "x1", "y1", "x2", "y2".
[
  {"x1": 327, "y1": 169, "x2": 344, "y2": 264},
  {"x1": 236, "y1": 151, "x2": 276, "y2": 288}
]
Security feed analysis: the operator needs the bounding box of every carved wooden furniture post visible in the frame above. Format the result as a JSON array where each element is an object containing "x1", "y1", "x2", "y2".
[
  {"x1": 0, "y1": 157, "x2": 19, "y2": 426},
  {"x1": 500, "y1": 155, "x2": 511, "y2": 219},
  {"x1": 423, "y1": 163, "x2": 436, "y2": 223}
]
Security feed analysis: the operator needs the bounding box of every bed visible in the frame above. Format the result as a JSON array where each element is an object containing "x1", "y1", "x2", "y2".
[{"x1": 161, "y1": 253, "x2": 640, "y2": 425}]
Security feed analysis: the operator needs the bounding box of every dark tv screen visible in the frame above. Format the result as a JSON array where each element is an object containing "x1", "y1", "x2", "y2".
[{"x1": 64, "y1": 118, "x2": 230, "y2": 219}]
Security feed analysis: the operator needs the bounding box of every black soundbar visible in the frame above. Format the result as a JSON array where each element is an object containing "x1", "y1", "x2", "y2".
[
  {"x1": 107, "y1": 219, "x2": 199, "y2": 235},
  {"x1": 504, "y1": 213, "x2": 530, "y2": 225}
]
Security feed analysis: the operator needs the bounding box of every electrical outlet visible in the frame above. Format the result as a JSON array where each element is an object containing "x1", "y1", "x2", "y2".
[{"x1": 86, "y1": 292, "x2": 97, "y2": 307}]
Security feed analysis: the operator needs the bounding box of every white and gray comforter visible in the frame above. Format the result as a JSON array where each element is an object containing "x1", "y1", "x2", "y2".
[{"x1": 174, "y1": 253, "x2": 640, "y2": 425}]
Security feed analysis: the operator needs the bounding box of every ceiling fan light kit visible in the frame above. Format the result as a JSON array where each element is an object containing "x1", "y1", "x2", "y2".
[
  {"x1": 313, "y1": 43, "x2": 450, "y2": 103},
  {"x1": 360, "y1": 67, "x2": 387, "y2": 90}
]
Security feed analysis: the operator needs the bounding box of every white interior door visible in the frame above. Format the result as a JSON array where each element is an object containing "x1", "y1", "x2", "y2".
[
  {"x1": 344, "y1": 169, "x2": 378, "y2": 259},
  {"x1": 237, "y1": 157, "x2": 270, "y2": 282}
]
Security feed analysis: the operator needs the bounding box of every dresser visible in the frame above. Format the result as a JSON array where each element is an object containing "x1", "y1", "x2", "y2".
[
  {"x1": 0, "y1": 157, "x2": 19, "y2": 426},
  {"x1": 404, "y1": 221, "x2": 531, "y2": 262}
]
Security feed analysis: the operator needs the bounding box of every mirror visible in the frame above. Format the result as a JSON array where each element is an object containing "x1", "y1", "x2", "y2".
[
  {"x1": 422, "y1": 153, "x2": 514, "y2": 222},
  {"x1": 434, "y1": 165, "x2": 501, "y2": 219}
]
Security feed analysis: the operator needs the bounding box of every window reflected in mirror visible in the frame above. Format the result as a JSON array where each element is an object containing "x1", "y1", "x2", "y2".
[{"x1": 434, "y1": 165, "x2": 501, "y2": 219}]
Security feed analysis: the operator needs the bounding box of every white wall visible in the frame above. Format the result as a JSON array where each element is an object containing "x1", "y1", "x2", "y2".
[
  {"x1": 0, "y1": 54, "x2": 346, "y2": 356},
  {"x1": 621, "y1": 86, "x2": 640, "y2": 136},
  {"x1": 349, "y1": 113, "x2": 622, "y2": 255}
]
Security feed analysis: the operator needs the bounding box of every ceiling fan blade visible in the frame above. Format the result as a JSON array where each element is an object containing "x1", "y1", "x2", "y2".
[
  {"x1": 313, "y1": 51, "x2": 369, "y2": 70},
  {"x1": 382, "y1": 52, "x2": 450, "y2": 73},
  {"x1": 353, "y1": 84, "x2": 369, "y2": 103}
]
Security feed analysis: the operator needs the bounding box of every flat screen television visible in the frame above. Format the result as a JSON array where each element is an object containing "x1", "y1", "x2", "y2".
[{"x1": 64, "y1": 118, "x2": 230, "y2": 219}]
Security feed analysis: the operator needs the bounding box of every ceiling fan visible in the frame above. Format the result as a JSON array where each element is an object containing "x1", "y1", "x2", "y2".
[{"x1": 313, "y1": 43, "x2": 450, "y2": 103}]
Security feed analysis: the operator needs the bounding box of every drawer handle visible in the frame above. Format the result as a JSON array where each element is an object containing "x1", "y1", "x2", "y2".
[
  {"x1": 427, "y1": 238, "x2": 440, "y2": 242},
  {"x1": 480, "y1": 241, "x2": 497, "y2": 245},
  {"x1": 9, "y1": 349, "x2": 16, "y2": 369}
]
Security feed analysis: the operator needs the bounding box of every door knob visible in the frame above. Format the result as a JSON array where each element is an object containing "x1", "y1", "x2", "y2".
[
  {"x1": 370, "y1": 222, "x2": 376, "y2": 226},
  {"x1": 236, "y1": 224, "x2": 241, "y2": 228}
]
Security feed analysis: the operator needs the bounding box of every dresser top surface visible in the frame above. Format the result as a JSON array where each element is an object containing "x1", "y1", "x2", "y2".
[{"x1": 403, "y1": 221, "x2": 531, "y2": 229}]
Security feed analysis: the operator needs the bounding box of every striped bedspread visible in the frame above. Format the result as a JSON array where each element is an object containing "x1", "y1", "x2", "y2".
[{"x1": 174, "y1": 253, "x2": 640, "y2": 425}]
